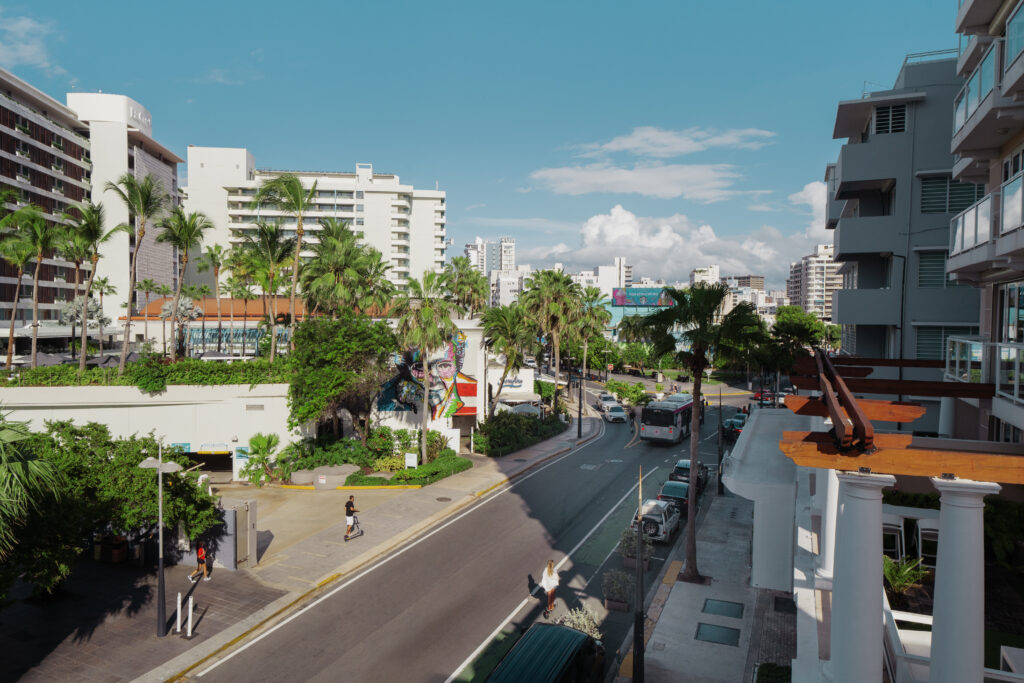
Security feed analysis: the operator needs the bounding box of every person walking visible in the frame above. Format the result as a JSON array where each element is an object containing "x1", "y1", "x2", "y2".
[
  {"x1": 188, "y1": 543, "x2": 210, "y2": 583},
  {"x1": 344, "y1": 495, "x2": 358, "y2": 541},
  {"x1": 540, "y1": 559, "x2": 559, "y2": 619}
]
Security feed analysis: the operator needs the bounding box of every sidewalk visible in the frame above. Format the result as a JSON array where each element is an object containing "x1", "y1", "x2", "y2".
[{"x1": 0, "y1": 414, "x2": 602, "y2": 683}]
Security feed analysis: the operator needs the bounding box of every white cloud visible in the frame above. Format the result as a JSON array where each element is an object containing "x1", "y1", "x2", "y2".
[
  {"x1": 196, "y1": 68, "x2": 242, "y2": 85},
  {"x1": 788, "y1": 180, "x2": 828, "y2": 240},
  {"x1": 0, "y1": 11, "x2": 63, "y2": 75},
  {"x1": 530, "y1": 161, "x2": 766, "y2": 202},
  {"x1": 578, "y1": 126, "x2": 776, "y2": 158},
  {"x1": 465, "y1": 216, "x2": 579, "y2": 233},
  {"x1": 748, "y1": 202, "x2": 781, "y2": 212},
  {"x1": 463, "y1": 203, "x2": 486, "y2": 212}
]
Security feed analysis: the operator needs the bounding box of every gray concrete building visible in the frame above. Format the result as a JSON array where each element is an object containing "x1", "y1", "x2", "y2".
[{"x1": 826, "y1": 51, "x2": 982, "y2": 432}]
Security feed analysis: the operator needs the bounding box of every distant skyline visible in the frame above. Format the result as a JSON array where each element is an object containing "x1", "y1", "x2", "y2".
[{"x1": 0, "y1": 1, "x2": 957, "y2": 289}]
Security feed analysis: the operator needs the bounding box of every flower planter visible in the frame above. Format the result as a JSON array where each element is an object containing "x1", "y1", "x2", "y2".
[
  {"x1": 622, "y1": 556, "x2": 649, "y2": 571},
  {"x1": 604, "y1": 598, "x2": 629, "y2": 612}
]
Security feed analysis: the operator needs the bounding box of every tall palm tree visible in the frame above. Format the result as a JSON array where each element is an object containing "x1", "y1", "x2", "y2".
[
  {"x1": 519, "y1": 269, "x2": 582, "y2": 413},
  {"x1": 482, "y1": 303, "x2": 530, "y2": 418},
  {"x1": 137, "y1": 278, "x2": 159, "y2": 350},
  {"x1": 635, "y1": 282, "x2": 760, "y2": 583},
  {"x1": 0, "y1": 234, "x2": 34, "y2": 371},
  {"x1": 104, "y1": 173, "x2": 169, "y2": 375},
  {"x1": 17, "y1": 209, "x2": 62, "y2": 368},
  {"x1": 573, "y1": 286, "x2": 612, "y2": 412},
  {"x1": 196, "y1": 244, "x2": 227, "y2": 352},
  {"x1": 0, "y1": 413, "x2": 60, "y2": 560},
  {"x1": 156, "y1": 208, "x2": 213, "y2": 360},
  {"x1": 92, "y1": 277, "x2": 116, "y2": 354},
  {"x1": 219, "y1": 278, "x2": 236, "y2": 354},
  {"x1": 393, "y1": 272, "x2": 465, "y2": 464},
  {"x1": 235, "y1": 223, "x2": 296, "y2": 363},
  {"x1": 252, "y1": 173, "x2": 316, "y2": 349},
  {"x1": 233, "y1": 277, "x2": 257, "y2": 357},
  {"x1": 57, "y1": 227, "x2": 90, "y2": 359},
  {"x1": 61, "y1": 201, "x2": 124, "y2": 373},
  {"x1": 191, "y1": 283, "x2": 212, "y2": 353},
  {"x1": 443, "y1": 255, "x2": 489, "y2": 318},
  {"x1": 300, "y1": 218, "x2": 395, "y2": 316},
  {"x1": 152, "y1": 283, "x2": 172, "y2": 355}
]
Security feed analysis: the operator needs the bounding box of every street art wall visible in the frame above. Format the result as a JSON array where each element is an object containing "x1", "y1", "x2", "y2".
[{"x1": 377, "y1": 329, "x2": 479, "y2": 420}]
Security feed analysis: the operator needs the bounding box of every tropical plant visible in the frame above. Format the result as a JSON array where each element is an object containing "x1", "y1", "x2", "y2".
[
  {"x1": 92, "y1": 277, "x2": 117, "y2": 354},
  {"x1": 520, "y1": 269, "x2": 581, "y2": 413},
  {"x1": 252, "y1": 173, "x2": 316, "y2": 348},
  {"x1": 555, "y1": 607, "x2": 602, "y2": 640},
  {"x1": 191, "y1": 283, "x2": 212, "y2": 353},
  {"x1": 393, "y1": 272, "x2": 465, "y2": 464},
  {"x1": 571, "y1": 286, "x2": 611, "y2": 413},
  {"x1": 0, "y1": 231, "x2": 34, "y2": 370},
  {"x1": 240, "y1": 432, "x2": 281, "y2": 487},
  {"x1": 137, "y1": 278, "x2": 159, "y2": 348},
  {"x1": 0, "y1": 413, "x2": 60, "y2": 560},
  {"x1": 103, "y1": 173, "x2": 170, "y2": 375},
  {"x1": 156, "y1": 208, "x2": 212, "y2": 359},
  {"x1": 882, "y1": 555, "x2": 928, "y2": 604},
  {"x1": 443, "y1": 255, "x2": 488, "y2": 318},
  {"x1": 482, "y1": 304, "x2": 530, "y2": 418},
  {"x1": 633, "y1": 282, "x2": 760, "y2": 582},
  {"x1": 235, "y1": 222, "x2": 296, "y2": 362},
  {"x1": 299, "y1": 217, "x2": 394, "y2": 316},
  {"x1": 57, "y1": 223, "x2": 90, "y2": 359},
  {"x1": 16, "y1": 207, "x2": 62, "y2": 368},
  {"x1": 196, "y1": 244, "x2": 227, "y2": 352}
]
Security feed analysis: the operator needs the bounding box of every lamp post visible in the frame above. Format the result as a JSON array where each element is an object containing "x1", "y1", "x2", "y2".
[{"x1": 139, "y1": 444, "x2": 183, "y2": 638}]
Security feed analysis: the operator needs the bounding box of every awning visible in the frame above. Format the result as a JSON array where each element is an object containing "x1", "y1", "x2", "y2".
[
  {"x1": 197, "y1": 442, "x2": 232, "y2": 455},
  {"x1": 498, "y1": 391, "x2": 541, "y2": 404}
]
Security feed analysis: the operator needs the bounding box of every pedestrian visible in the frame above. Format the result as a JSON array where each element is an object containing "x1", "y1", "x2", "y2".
[
  {"x1": 540, "y1": 559, "x2": 559, "y2": 618},
  {"x1": 188, "y1": 542, "x2": 210, "y2": 583},
  {"x1": 344, "y1": 495, "x2": 358, "y2": 541}
]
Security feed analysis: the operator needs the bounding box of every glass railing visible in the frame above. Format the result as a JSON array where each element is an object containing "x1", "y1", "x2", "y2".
[
  {"x1": 954, "y1": 41, "x2": 999, "y2": 133},
  {"x1": 1003, "y1": 174, "x2": 1024, "y2": 234},
  {"x1": 1009, "y1": 2, "x2": 1024, "y2": 71},
  {"x1": 997, "y1": 341, "x2": 1024, "y2": 404},
  {"x1": 951, "y1": 193, "x2": 995, "y2": 254},
  {"x1": 946, "y1": 336, "x2": 990, "y2": 383}
]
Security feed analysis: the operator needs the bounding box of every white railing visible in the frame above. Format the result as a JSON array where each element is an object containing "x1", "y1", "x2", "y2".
[
  {"x1": 996, "y1": 341, "x2": 1024, "y2": 405},
  {"x1": 946, "y1": 335, "x2": 992, "y2": 383},
  {"x1": 955, "y1": 40, "x2": 1000, "y2": 133},
  {"x1": 951, "y1": 193, "x2": 996, "y2": 254},
  {"x1": 1002, "y1": 173, "x2": 1024, "y2": 235}
]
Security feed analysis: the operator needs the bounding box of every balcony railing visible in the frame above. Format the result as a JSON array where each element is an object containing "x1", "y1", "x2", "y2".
[
  {"x1": 1002, "y1": 173, "x2": 1024, "y2": 235},
  {"x1": 946, "y1": 335, "x2": 992, "y2": 383},
  {"x1": 997, "y1": 341, "x2": 1024, "y2": 405},
  {"x1": 951, "y1": 193, "x2": 996, "y2": 254},
  {"x1": 954, "y1": 41, "x2": 998, "y2": 134}
]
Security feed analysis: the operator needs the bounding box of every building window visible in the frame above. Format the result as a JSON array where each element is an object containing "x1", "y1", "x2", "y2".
[
  {"x1": 356, "y1": 204, "x2": 363, "y2": 212},
  {"x1": 920, "y1": 176, "x2": 984, "y2": 214},
  {"x1": 355, "y1": 191, "x2": 363, "y2": 199},
  {"x1": 874, "y1": 105, "x2": 906, "y2": 134},
  {"x1": 356, "y1": 218, "x2": 363, "y2": 225},
  {"x1": 917, "y1": 251, "x2": 961, "y2": 288},
  {"x1": 915, "y1": 326, "x2": 977, "y2": 360}
]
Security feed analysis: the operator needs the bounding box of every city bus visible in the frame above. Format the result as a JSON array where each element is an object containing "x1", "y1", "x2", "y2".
[{"x1": 639, "y1": 397, "x2": 694, "y2": 444}]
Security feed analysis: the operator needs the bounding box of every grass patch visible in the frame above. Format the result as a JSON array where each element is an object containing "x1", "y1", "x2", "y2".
[{"x1": 343, "y1": 454, "x2": 472, "y2": 487}]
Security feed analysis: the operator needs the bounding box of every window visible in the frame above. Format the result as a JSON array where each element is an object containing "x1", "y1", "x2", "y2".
[
  {"x1": 356, "y1": 204, "x2": 363, "y2": 212},
  {"x1": 355, "y1": 191, "x2": 363, "y2": 199},
  {"x1": 920, "y1": 176, "x2": 985, "y2": 213},
  {"x1": 916, "y1": 326, "x2": 977, "y2": 360},
  {"x1": 355, "y1": 218, "x2": 363, "y2": 225},
  {"x1": 1009, "y1": 4, "x2": 1024, "y2": 71},
  {"x1": 875, "y1": 105, "x2": 906, "y2": 134},
  {"x1": 917, "y1": 251, "x2": 960, "y2": 288}
]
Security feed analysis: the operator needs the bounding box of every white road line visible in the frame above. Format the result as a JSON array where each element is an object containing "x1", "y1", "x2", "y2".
[
  {"x1": 196, "y1": 422, "x2": 606, "y2": 678},
  {"x1": 444, "y1": 466, "x2": 661, "y2": 683}
]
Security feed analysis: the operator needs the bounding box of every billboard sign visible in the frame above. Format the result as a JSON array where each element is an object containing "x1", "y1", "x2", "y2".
[{"x1": 611, "y1": 288, "x2": 674, "y2": 307}]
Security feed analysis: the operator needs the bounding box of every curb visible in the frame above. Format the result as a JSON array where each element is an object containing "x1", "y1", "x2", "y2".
[{"x1": 336, "y1": 484, "x2": 422, "y2": 490}]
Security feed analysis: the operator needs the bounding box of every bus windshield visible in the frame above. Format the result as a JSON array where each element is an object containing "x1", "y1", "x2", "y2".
[{"x1": 642, "y1": 407, "x2": 676, "y2": 427}]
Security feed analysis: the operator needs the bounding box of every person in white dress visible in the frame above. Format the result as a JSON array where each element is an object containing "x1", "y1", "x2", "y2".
[{"x1": 540, "y1": 559, "x2": 559, "y2": 618}]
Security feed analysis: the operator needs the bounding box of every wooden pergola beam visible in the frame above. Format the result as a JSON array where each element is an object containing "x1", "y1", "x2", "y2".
[
  {"x1": 790, "y1": 375, "x2": 996, "y2": 399},
  {"x1": 793, "y1": 358, "x2": 874, "y2": 377},
  {"x1": 779, "y1": 431, "x2": 1024, "y2": 484},
  {"x1": 816, "y1": 352, "x2": 852, "y2": 447},
  {"x1": 784, "y1": 395, "x2": 926, "y2": 423},
  {"x1": 814, "y1": 357, "x2": 946, "y2": 369},
  {"x1": 822, "y1": 351, "x2": 875, "y2": 450}
]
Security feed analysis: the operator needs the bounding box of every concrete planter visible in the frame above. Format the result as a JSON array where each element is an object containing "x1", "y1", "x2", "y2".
[
  {"x1": 604, "y1": 598, "x2": 629, "y2": 612},
  {"x1": 622, "y1": 557, "x2": 650, "y2": 571}
]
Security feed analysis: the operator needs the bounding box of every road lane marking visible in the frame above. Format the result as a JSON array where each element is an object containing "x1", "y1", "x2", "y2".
[
  {"x1": 195, "y1": 422, "x2": 610, "y2": 678},
  {"x1": 445, "y1": 466, "x2": 661, "y2": 683}
]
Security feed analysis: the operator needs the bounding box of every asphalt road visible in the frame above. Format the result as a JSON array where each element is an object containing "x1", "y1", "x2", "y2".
[{"x1": 196, "y1": 396, "x2": 731, "y2": 683}]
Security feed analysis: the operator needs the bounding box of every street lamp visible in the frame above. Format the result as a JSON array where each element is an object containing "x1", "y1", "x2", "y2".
[{"x1": 138, "y1": 444, "x2": 183, "y2": 638}]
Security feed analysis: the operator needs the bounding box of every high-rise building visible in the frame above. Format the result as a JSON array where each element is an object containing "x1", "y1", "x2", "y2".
[
  {"x1": 183, "y1": 147, "x2": 446, "y2": 290},
  {"x1": 0, "y1": 69, "x2": 92, "y2": 325},
  {"x1": 785, "y1": 244, "x2": 842, "y2": 322},
  {"x1": 721, "y1": 274, "x2": 765, "y2": 291},
  {"x1": 689, "y1": 265, "x2": 720, "y2": 286},
  {"x1": 464, "y1": 236, "x2": 514, "y2": 276},
  {"x1": 489, "y1": 265, "x2": 532, "y2": 307},
  {"x1": 66, "y1": 92, "x2": 182, "y2": 325},
  {"x1": 568, "y1": 258, "x2": 633, "y2": 299}
]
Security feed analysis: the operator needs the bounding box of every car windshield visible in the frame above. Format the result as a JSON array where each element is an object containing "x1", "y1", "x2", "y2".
[
  {"x1": 642, "y1": 407, "x2": 676, "y2": 427},
  {"x1": 609, "y1": 406, "x2": 625, "y2": 414},
  {"x1": 662, "y1": 482, "x2": 689, "y2": 496}
]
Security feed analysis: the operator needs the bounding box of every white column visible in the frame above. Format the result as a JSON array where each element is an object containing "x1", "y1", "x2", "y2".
[
  {"x1": 830, "y1": 471, "x2": 895, "y2": 683},
  {"x1": 816, "y1": 468, "x2": 840, "y2": 586},
  {"x1": 928, "y1": 478, "x2": 1001, "y2": 683}
]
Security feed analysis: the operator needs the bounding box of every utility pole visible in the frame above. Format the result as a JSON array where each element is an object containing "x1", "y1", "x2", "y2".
[
  {"x1": 633, "y1": 465, "x2": 645, "y2": 682},
  {"x1": 577, "y1": 367, "x2": 584, "y2": 439},
  {"x1": 717, "y1": 387, "x2": 725, "y2": 495}
]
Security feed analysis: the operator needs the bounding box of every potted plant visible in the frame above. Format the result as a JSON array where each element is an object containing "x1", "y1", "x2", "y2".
[
  {"x1": 882, "y1": 555, "x2": 928, "y2": 610},
  {"x1": 602, "y1": 569, "x2": 631, "y2": 612},
  {"x1": 619, "y1": 527, "x2": 653, "y2": 570}
]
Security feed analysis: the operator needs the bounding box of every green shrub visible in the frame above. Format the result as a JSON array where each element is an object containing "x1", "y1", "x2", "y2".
[
  {"x1": 619, "y1": 527, "x2": 653, "y2": 560},
  {"x1": 426, "y1": 430, "x2": 450, "y2": 463},
  {"x1": 534, "y1": 380, "x2": 555, "y2": 401},
  {"x1": 343, "y1": 453, "x2": 472, "y2": 486},
  {"x1": 476, "y1": 412, "x2": 568, "y2": 457},
  {"x1": 602, "y1": 569, "x2": 631, "y2": 604},
  {"x1": 133, "y1": 354, "x2": 168, "y2": 393},
  {"x1": 555, "y1": 607, "x2": 602, "y2": 640},
  {"x1": 275, "y1": 435, "x2": 375, "y2": 481},
  {"x1": 373, "y1": 455, "x2": 406, "y2": 472}
]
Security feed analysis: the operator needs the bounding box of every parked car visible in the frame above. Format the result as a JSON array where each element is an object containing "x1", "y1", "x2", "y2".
[
  {"x1": 604, "y1": 404, "x2": 628, "y2": 423},
  {"x1": 668, "y1": 459, "x2": 708, "y2": 494},
  {"x1": 487, "y1": 623, "x2": 605, "y2": 683},
  {"x1": 524, "y1": 357, "x2": 537, "y2": 368},
  {"x1": 597, "y1": 394, "x2": 618, "y2": 412},
  {"x1": 628, "y1": 368, "x2": 643, "y2": 377},
  {"x1": 630, "y1": 499, "x2": 680, "y2": 543},
  {"x1": 723, "y1": 413, "x2": 748, "y2": 441},
  {"x1": 657, "y1": 480, "x2": 694, "y2": 515},
  {"x1": 753, "y1": 389, "x2": 774, "y2": 401}
]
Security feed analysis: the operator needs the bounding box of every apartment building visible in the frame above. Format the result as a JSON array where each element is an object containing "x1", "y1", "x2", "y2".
[
  {"x1": 66, "y1": 93, "x2": 182, "y2": 325},
  {"x1": 183, "y1": 147, "x2": 446, "y2": 290},
  {"x1": 489, "y1": 265, "x2": 532, "y2": 307},
  {"x1": 569, "y1": 257, "x2": 633, "y2": 299},
  {"x1": 464, "y1": 236, "x2": 514, "y2": 276},
  {"x1": 0, "y1": 69, "x2": 92, "y2": 324},
  {"x1": 721, "y1": 274, "x2": 765, "y2": 291},
  {"x1": 689, "y1": 264, "x2": 720, "y2": 286},
  {"x1": 785, "y1": 244, "x2": 842, "y2": 322}
]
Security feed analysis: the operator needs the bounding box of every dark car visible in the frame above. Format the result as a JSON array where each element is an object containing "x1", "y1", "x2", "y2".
[
  {"x1": 722, "y1": 413, "x2": 748, "y2": 441},
  {"x1": 657, "y1": 480, "x2": 693, "y2": 516},
  {"x1": 487, "y1": 623, "x2": 605, "y2": 683},
  {"x1": 668, "y1": 459, "x2": 708, "y2": 494}
]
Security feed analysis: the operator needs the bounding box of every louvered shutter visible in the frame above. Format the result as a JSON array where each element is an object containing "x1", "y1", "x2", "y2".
[
  {"x1": 876, "y1": 106, "x2": 891, "y2": 134},
  {"x1": 918, "y1": 252, "x2": 947, "y2": 288},
  {"x1": 921, "y1": 177, "x2": 949, "y2": 213}
]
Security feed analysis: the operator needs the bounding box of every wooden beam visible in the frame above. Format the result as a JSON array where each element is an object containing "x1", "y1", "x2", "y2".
[
  {"x1": 819, "y1": 357, "x2": 946, "y2": 369},
  {"x1": 779, "y1": 431, "x2": 1024, "y2": 484},
  {"x1": 784, "y1": 395, "x2": 926, "y2": 423},
  {"x1": 790, "y1": 375, "x2": 996, "y2": 398},
  {"x1": 816, "y1": 352, "x2": 851, "y2": 447},
  {"x1": 794, "y1": 358, "x2": 874, "y2": 377},
  {"x1": 822, "y1": 351, "x2": 875, "y2": 450}
]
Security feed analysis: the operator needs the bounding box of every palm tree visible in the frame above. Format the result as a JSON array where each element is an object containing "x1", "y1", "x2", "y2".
[
  {"x1": 153, "y1": 283, "x2": 172, "y2": 355},
  {"x1": 61, "y1": 201, "x2": 124, "y2": 373},
  {"x1": 482, "y1": 304, "x2": 530, "y2": 418},
  {"x1": 156, "y1": 208, "x2": 213, "y2": 360},
  {"x1": 235, "y1": 222, "x2": 296, "y2": 362},
  {"x1": 252, "y1": 173, "x2": 316, "y2": 349},
  {"x1": 573, "y1": 287, "x2": 612, "y2": 415},
  {"x1": 219, "y1": 278, "x2": 236, "y2": 354},
  {"x1": 519, "y1": 269, "x2": 582, "y2": 413},
  {"x1": 192, "y1": 283, "x2": 212, "y2": 353},
  {"x1": 57, "y1": 226, "x2": 90, "y2": 359},
  {"x1": 196, "y1": 244, "x2": 227, "y2": 352},
  {"x1": 300, "y1": 218, "x2": 395, "y2": 316},
  {"x1": 16, "y1": 208, "x2": 62, "y2": 368},
  {"x1": 443, "y1": 255, "x2": 489, "y2": 318},
  {"x1": 137, "y1": 278, "x2": 159, "y2": 350},
  {"x1": 92, "y1": 277, "x2": 117, "y2": 354},
  {"x1": 393, "y1": 272, "x2": 464, "y2": 464},
  {"x1": 635, "y1": 282, "x2": 760, "y2": 583},
  {"x1": 103, "y1": 173, "x2": 169, "y2": 375},
  {"x1": 233, "y1": 278, "x2": 257, "y2": 357},
  {"x1": 0, "y1": 234, "x2": 34, "y2": 371},
  {"x1": 0, "y1": 413, "x2": 60, "y2": 560}
]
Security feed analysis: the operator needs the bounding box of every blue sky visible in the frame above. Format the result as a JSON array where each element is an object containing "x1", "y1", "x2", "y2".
[{"x1": 1, "y1": 1, "x2": 957, "y2": 289}]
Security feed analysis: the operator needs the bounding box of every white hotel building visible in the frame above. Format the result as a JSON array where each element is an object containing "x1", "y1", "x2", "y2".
[{"x1": 183, "y1": 147, "x2": 446, "y2": 289}]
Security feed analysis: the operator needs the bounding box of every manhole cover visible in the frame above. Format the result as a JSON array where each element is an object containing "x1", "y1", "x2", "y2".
[
  {"x1": 694, "y1": 622, "x2": 740, "y2": 646},
  {"x1": 436, "y1": 497, "x2": 451, "y2": 502},
  {"x1": 702, "y1": 598, "x2": 744, "y2": 618},
  {"x1": 514, "y1": 458, "x2": 527, "y2": 462},
  {"x1": 774, "y1": 596, "x2": 796, "y2": 614}
]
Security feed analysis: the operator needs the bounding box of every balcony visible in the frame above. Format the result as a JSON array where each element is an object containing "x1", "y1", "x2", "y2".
[
  {"x1": 948, "y1": 193, "x2": 998, "y2": 278},
  {"x1": 834, "y1": 215, "x2": 902, "y2": 259},
  {"x1": 958, "y1": 33, "x2": 994, "y2": 76},
  {"x1": 952, "y1": 40, "x2": 1024, "y2": 155},
  {"x1": 832, "y1": 289, "x2": 900, "y2": 326},
  {"x1": 834, "y1": 142, "x2": 899, "y2": 199},
  {"x1": 945, "y1": 335, "x2": 993, "y2": 383},
  {"x1": 956, "y1": 0, "x2": 1004, "y2": 35},
  {"x1": 997, "y1": 341, "x2": 1024, "y2": 405},
  {"x1": 1003, "y1": 4, "x2": 1024, "y2": 97}
]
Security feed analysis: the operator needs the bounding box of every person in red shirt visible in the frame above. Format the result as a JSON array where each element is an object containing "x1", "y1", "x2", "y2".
[{"x1": 188, "y1": 543, "x2": 210, "y2": 583}]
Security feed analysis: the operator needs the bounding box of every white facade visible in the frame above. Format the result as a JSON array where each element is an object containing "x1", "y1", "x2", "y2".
[
  {"x1": 464, "y1": 236, "x2": 515, "y2": 276},
  {"x1": 689, "y1": 264, "x2": 720, "y2": 286},
  {"x1": 568, "y1": 258, "x2": 634, "y2": 299},
  {"x1": 66, "y1": 93, "x2": 182, "y2": 326},
  {"x1": 786, "y1": 243, "x2": 841, "y2": 322},
  {"x1": 489, "y1": 265, "x2": 532, "y2": 307},
  {"x1": 183, "y1": 147, "x2": 446, "y2": 289}
]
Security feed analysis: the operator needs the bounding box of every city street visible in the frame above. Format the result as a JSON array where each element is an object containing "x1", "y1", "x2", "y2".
[{"x1": 194, "y1": 392, "x2": 734, "y2": 682}]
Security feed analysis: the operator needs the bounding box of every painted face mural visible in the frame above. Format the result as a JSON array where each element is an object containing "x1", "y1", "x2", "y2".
[{"x1": 378, "y1": 331, "x2": 477, "y2": 419}]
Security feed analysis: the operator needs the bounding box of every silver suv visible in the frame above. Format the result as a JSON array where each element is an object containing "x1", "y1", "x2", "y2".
[{"x1": 629, "y1": 499, "x2": 680, "y2": 543}]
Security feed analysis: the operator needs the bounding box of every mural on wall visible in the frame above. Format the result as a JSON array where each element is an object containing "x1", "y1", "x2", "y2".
[{"x1": 378, "y1": 330, "x2": 478, "y2": 418}]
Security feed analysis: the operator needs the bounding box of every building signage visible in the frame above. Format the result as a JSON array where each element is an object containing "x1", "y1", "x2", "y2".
[
  {"x1": 126, "y1": 103, "x2": 152, "y2": 135},
  {"x1": 502, "y1": 377, "x2": 524, "y2": 389},
  {"x1": 235, "y1": 447, "x2": 249, "y2": 461},
  {"x1": 171, "y1": 442, "x2": 190, "y2": 453},
  {"x1": 612, "y1": 288, "x2": 674, "y2": 307}
]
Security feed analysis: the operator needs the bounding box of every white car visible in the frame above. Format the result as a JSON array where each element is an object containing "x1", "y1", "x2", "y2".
[
  {"x1": 524, "y1": 357, "x2": 537, "y2": 368},
  {"x1": 598, "y1": 394, "x2": 618, "y2": 412},
  {"x1": 630, "y1": 499, "x2": 680, "y2": 543},
  {"x1": 603, "y1": 404, "x2": 628, "y2": 423}
]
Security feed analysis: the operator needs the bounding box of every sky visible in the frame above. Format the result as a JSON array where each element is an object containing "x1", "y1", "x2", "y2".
[{"x1": 0, "y1": 0, "x2": 958, "y2": 290}]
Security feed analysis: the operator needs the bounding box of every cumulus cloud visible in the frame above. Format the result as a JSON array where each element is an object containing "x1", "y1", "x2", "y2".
[
  {"x1": 464, "y1": 216, "x2": 579, "y2": 234},
  {"x1": 0, "y1": 11, "x2": 64, "y2": 75},
  {"x1": 788, "y1": 180, "x2": 828, "y2": 240},
  {"x1": 529, "y1": 161, "x2": 768, "y2": 202},
  {"x1": 521, "y1": 202, "x2": 829, "y2": 289},
  {"x1": 577, "y1": 126, "x2": 776, "y2": 158}
]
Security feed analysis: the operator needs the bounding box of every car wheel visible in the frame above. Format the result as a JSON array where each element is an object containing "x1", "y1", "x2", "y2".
[{"x1": 642, "y1": 521, "x2": 658, "y2": 537}]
